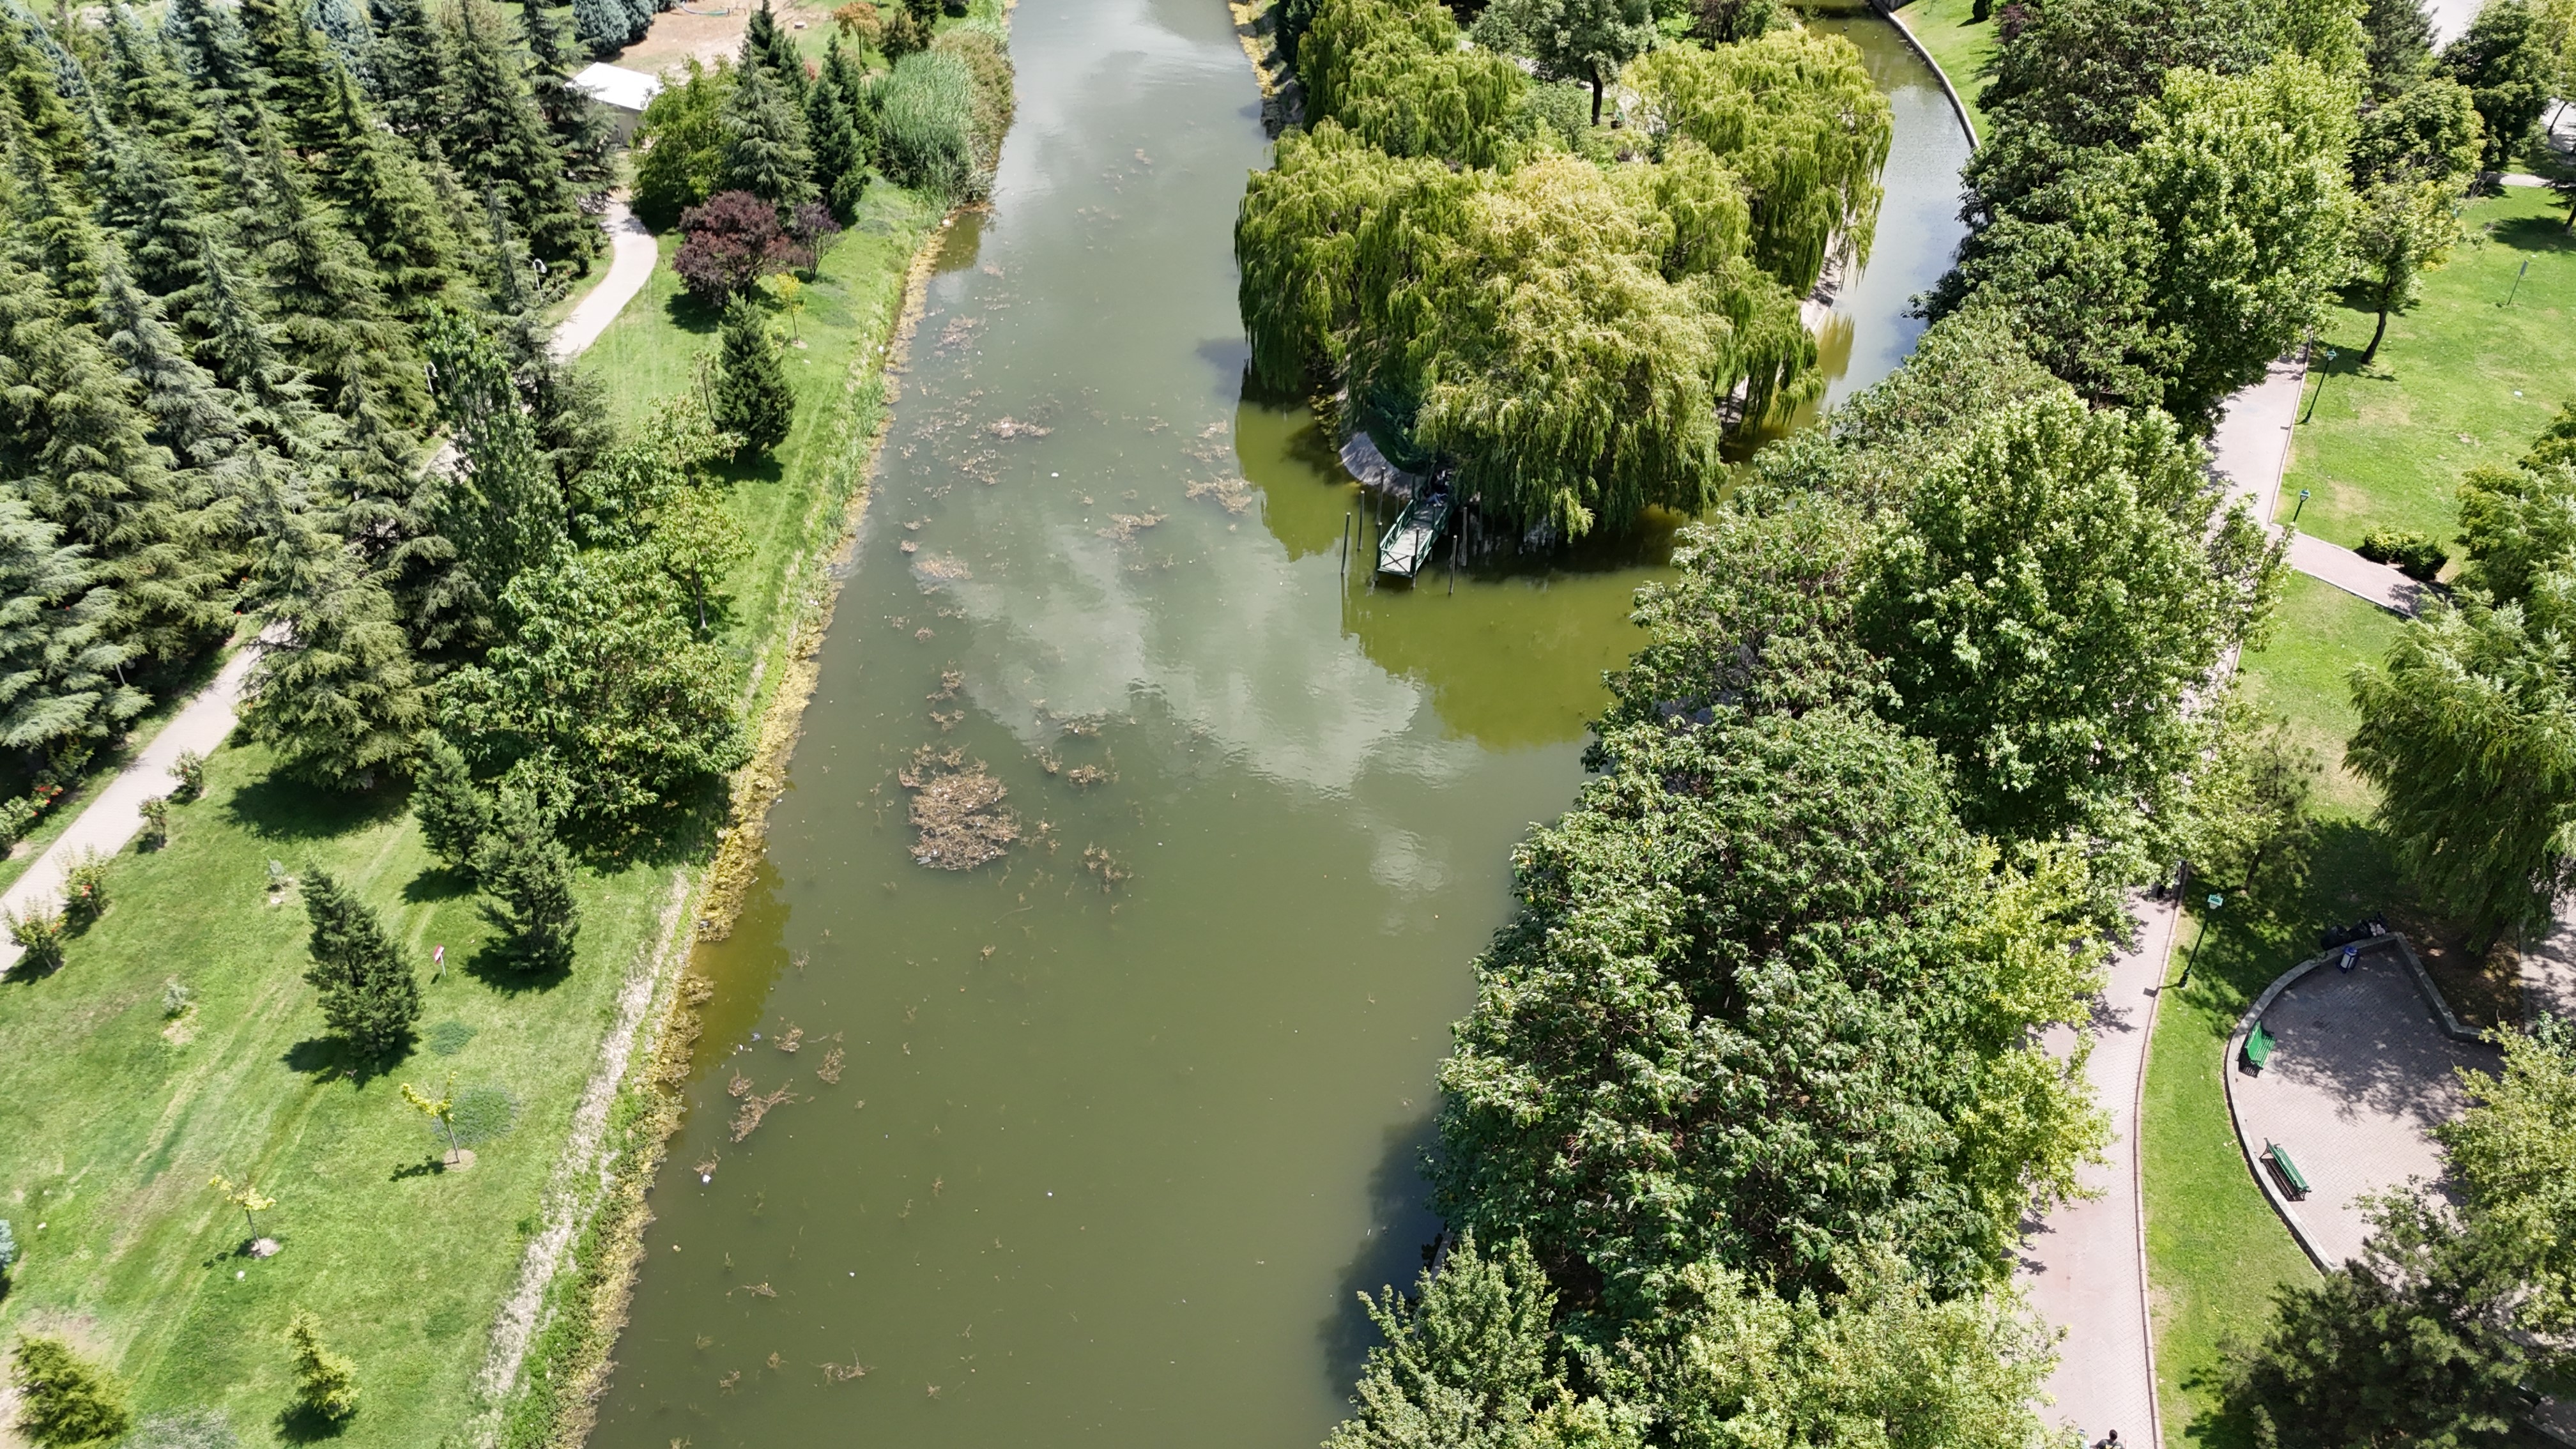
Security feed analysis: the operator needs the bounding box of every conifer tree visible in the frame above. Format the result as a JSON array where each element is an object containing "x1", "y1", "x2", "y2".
[
  {"x1": 0, "y1": 249, "x2": 224, "y2": 667},
  {"x1": 8, "y1": 132, "x2": 110, "y2": 312},
  {"x1": 250, "y1": 126, "x2": 430, "y2": 425},
  {"x1": 299, "y1": 865, "x2": 420, "y2": 1057},
  {"x1": 0, "y1": 491, "x2": 142, "y2": 754},
  {"x1": 93, "y1": 123, "x2": 210, "y2": 306},
  {"x1": 9, "y1": 1336, "x2": 132, "y2": 1448},
  {"x1": 743, "y1": 0, "x2": 808, "y2": 98},
  {"x1": 310, "y1": 67, "x2": 459, "y2": 318},
  {"x1": 712, "y1": 296, "x2": 794, "y2": 459},
  {"x1": 0, "y1": 10, "x2": 88, "y2": 178},
  {"x1": 284, "y1": 1315, "x2": 359, "y2": 1425},
  {"x1": 238, "y1": 456, "x2": 426, "y2": 786},
  {"x1": 238, "y1": 0, "x2": 338, "y2": 144},
  {"x1": 96, "y1": 256, "x2": 263, "y2": 548},
  {"x1": 517, "y1": 0, "x2": 618, "y2": 203},
  {"x1": 443, "y1": 1, "x2": 599, "y2": 270},
  {"x1": 806, "y1": 52, "x2": 868, "y2": 220},
  {"x1": 190, "y1": 230, "x2": 322, "y2": 433},
  {"x1": 413, "y1": 731, "x2": 492, "y2": 875},
  {"x1": 163, "y1": 0, "x2": 265, "y2": 128},
  {"x1": 99, "y1": 8, "x2": 202, "y2": 145},
  {"x1": 717, "y1": 59, "x2": 816, "y2": 209},
  {"x1": 364, "y1": 0, "x2": 454, "y2": 142},
  {"x1": 575, "y1": 0, "x2": 632, "y2": 57},
  {"x1": 473, "y1": 780, "x2": 578, "y2": 969}
]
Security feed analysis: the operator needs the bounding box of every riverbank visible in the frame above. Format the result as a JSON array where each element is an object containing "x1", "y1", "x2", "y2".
[
  {"x1": 0, "y1": 171, "x2": 964, "y2": 1449},
  {"x1": 493, "y1": 191, "x2": 955, "y2": 1449}
]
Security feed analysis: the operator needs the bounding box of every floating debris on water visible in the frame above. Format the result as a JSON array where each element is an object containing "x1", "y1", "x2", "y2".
[
  {"x1": 1084, "y1": 844, "x2": 1130, "y2": 889},
  {"x1": 816, "y1": 1046, "x2": 845, "y2": 1084},
  {"x1": 732, "y1": 1082, "x2": 798, "y2": 1142},
  {"x1": 1098, "y1": 512, "x2": 1165, "y2": 541},
  {"x1": 776, "y1": 1027, "x2": 803, "y2": 1054},
  {"x1": 1186, "y1": 477, "x2": 1255, "y2": 514},
  {"x1": 986, "y1": 417, "x2": 1052, "y2": 439},
  {"x1": 912, "y1": 553, "x2": 971, "y2": 585},
  {"x1": 822, "y1": 1354, "x2": 868, "y2": 1383},
  {"x1": 900, "y1": 747, "x2": 1018, "y2": 870}
]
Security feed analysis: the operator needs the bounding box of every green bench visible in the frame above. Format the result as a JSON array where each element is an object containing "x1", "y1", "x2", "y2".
[
  {"x1": 2264, "y1": 1141, "x2": 2310, "y2": 1200},
  {"x1": 2242, "y1": 1024, "x2": 2274, "y2": 1073}
]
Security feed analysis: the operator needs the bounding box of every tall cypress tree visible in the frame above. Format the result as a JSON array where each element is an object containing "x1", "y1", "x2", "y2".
[
  {"x1": 299, "y1": 866, "x2": 420, "y2": 1058},
  {"x1": 473, "y1": 780, "x2": 578, "y2": 968},
  {"x1": 717, "y1": 59, "x2": 815, "y2": 209},
  {"x1": 442, "y1": 1, "x2": 597, "y2": 271},
  {"x1": 806, "y1": 47, "x2": 867, "y2": 220},
  {"x1": 712, "y1": 295, "x2": 793, "y2": 459},
  {"x1": 238, "y1": 456, "x2": 426, "y2": 786}
]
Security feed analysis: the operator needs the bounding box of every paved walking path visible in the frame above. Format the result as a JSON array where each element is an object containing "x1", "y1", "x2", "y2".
[
  {"x1": 2211, "y1": 350, "x2": 2423, "y2": 617},
  {"x1": 2229, "y1": 947, "x2": 2492, "y2": 1268},
  {"x1": 553, "y1": 199, "x2": 656, "y2": 360},
  {"x1": 2020, "y1": 896, "x2": 2175, "y2": 1446},
  {"x1": 0, "y1": 205, "x2": 656, "y2": 978}
]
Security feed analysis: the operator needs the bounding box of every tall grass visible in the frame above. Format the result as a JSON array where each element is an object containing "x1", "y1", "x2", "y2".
[{"x1": 871, "y1": 25, "x2": 1015, "y2": 201}]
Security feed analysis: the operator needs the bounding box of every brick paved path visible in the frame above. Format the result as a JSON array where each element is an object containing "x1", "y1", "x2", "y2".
[{"x1": 2230, "y1": 951, "x2": 2494, "y2": 1266}]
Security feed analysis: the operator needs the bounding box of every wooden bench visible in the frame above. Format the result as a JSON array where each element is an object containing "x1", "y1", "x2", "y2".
[
  {"x1": 2241, "y1": 1025, "x2": 2274, "y2": 1073},
  {"x1": 2264, "y1": 1141, "x2": 2310, "y2": 1200}
]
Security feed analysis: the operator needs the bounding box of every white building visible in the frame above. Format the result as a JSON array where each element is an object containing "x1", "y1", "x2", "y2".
[{"x1": 572, "y1": 63, "x2": 665, "y2": 142}]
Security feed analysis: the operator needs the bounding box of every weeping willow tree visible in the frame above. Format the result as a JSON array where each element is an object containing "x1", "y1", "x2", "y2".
[
  {"x1": 1298, "y1": 0, "x2": 1538, "y2": 168},
  {"x1": 1239, "y1": 131, "x2": 1809, "y2": 536},
  {"x1": 1239, "y1": 0, "x2": 1887, "y2": 537},
  {"x1": 1626, "y1": 29, "x2": 1894, "y2": 292}
]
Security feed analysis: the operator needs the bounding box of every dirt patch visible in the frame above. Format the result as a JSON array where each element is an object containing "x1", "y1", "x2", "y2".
[
  {"x1": 615, "y1": 0, "x2": 838, "y2": 75},
  {"x1": 900, "y1": 747, "x2": 1017, "y2": 869},
  {"x1": 2386, "y1": 903, "x2": 2524, "y2": 1030}
]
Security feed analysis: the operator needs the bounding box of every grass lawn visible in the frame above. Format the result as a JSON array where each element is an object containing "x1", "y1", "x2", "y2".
[
  {"x1": 2142, "y1": 577, "x2": 2415, "y2": 1441},
  {"x1": 1890, "y1": 0, "x2": 1995, "y2": 140},
  {"x1": 2282, "y1": 185, "x2": 2576, "y2": 553},
  {"x1": 0, "y1": 183, "x2": 946, "y2": 1449},
  {"x1": 2234, "y1": 572, "x2": 2406, "y2": 818},
  {"x1": 578, "y1": 182, "x2": 940, "y2": 714},
  {"x1": 0, "y1": 740, "x2": 675, "y2": 1446}
]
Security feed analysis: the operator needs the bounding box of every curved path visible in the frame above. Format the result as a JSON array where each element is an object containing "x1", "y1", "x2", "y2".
[{"x1": 0, "y1": 204, "x2": 659, "y2": 978}]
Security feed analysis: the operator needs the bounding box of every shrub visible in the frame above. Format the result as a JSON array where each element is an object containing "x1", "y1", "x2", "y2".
[
  {"x1": 162, "y1": 979, "x2": 193, "y2": 1018},
  {"x1": 284, "y1": 1315, "x2": 358, "y2": 1425},
  {"x1": 9, "y1": 1335, "x2": 132, "y2": 1448},
  {"x1": 873, "y1": 50, "x2": 984, "y2": 199},
  {"x1": 632, "y1": 59, "x2": 736, "y2": 229},
  {"x1": 673, "y1": 189, "x2": 813, "y2": 302},
  {"x1": 933, "y1": 22, "x2": 1015, "y2": 167},
  {"x1": 8, "y1": 905, "x2": 67, "y2": 971},
  {"x1": 0, "y1": 794, "x2": 38, "y2": 847},
  {"x1": 139, "y1": 794, "x2": 169, "y2": 848},
  {"x1": 2357, "y1": 528, "x2": 2448, "y2": 582},
  {"x1": 171, "y1": 749, "x2": 206, "y2": 801},
  {"x1": 0, "y1": 1218, "x2": 15, "y2": 1274},
  {"x1": 60, "y1": 848, "x2": 109, "y2": 929}
]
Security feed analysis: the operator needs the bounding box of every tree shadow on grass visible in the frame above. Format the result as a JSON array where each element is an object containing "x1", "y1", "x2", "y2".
[
  {"x1": 461, "y1": 937, "x2": 572, "y2": 997},
  {"x1": 274, "y1": 1403, "x2": 351, "y2": 1443},
  {"x1": 281, "y1": 1034, "x2": 411, "y2": 1087},
  {"x1": 224, "y1": 769, "x2": 409, "y2": 843},
  {"x1": 401, "y1": 867, "x2": 475, "y2": 905},
  {"x1": 2488, "y1": 212, "x2": 2576, "y2": 257}
]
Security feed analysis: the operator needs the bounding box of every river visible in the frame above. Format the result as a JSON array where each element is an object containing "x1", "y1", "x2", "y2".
[{"x1": 585, "y1": 4, "x2": 1968, "y2": 1445}]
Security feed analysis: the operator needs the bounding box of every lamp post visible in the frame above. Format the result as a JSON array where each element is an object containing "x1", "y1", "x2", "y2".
[
  {"x1": 2291, "y1": 487, "x2": 2310, "y2": 525},
  {"x1": 2176, "y1": 893, "x2": 2224, "y2": 988},
  {"x1": 2301, "y1": 349, "x2": 2339, "y2": 424}
]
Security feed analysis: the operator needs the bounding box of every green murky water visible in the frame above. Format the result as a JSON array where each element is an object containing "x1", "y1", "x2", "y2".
[{"x1": 587, "y1": 5, "x2": 1966, "y2": 1445}]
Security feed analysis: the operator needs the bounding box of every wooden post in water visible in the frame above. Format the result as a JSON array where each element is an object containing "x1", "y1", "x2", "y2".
[
  {"x1": 1448, "y1": 517, "x2": 1459, "y2": 595},
  {"x1": 1339, "y1": 512, "x2": 1351, "y2": 582}
]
